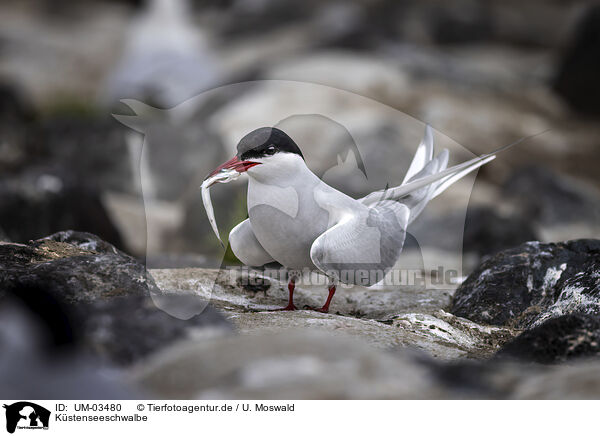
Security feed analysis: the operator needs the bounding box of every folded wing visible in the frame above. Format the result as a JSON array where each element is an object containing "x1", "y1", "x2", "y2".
[{"x1": 310, "y1": 200, "x2": 410, "y2": 286}]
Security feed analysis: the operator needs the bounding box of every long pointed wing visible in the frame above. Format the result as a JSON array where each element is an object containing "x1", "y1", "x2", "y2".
[
  {"x1": 431, "y1": 155, "x2": 494, "y2": 199},
  {"x1": 360, "y1": 154, "x2": 495, "y2": 206},
  {"x1": 310, "y1": 201, "x2": 410, "y2": 286}
]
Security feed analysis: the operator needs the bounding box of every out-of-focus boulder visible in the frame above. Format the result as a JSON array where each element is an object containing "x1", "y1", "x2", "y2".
[
  {"x1": 502, "y1": 165, "x2": 600, "y2": 227},
  {"x1": 496, "y1": 313, "x2": 600, "y2": 364},
  {"x1": 407, "y1": 205, "x2": 538, "y2": 260},
  {"x1": 0, "y1": 168, "x2": 125, "y2": 249},
  {"x1": 553, "y1": 4, "x2": 600, "y2": 115},
  {"x1": 0, "y1": 231, "x2": 233, "y2": 365}
]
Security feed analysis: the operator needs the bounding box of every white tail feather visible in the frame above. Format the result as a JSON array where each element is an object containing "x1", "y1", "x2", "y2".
[
  {"x1": 402, "y1": 125, "x2": 433, "y2": 184},
  {"x1": 360, "y1": 126, "x2": 507, "y2": 207}
]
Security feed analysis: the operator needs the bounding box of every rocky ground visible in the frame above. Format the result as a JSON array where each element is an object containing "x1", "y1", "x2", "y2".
[
  {"x1": 150, "y1": 267, "x2": 514, "y2": 360},
  {"x1": 1, "y1": 230, "x2": 600, "y2": 399}
]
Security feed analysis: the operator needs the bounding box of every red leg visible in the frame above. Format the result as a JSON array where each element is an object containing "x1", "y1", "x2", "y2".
[
  {"x1": 308, "y1": 285, "x2": 336, "y2": 313},
  {"x1": 276, "y1": 278, "x2": 297, "y2": 311}
]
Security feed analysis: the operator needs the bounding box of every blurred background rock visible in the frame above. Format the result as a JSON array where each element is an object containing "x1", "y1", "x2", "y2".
[{"x1": 0, "y1": 0, "x2": 598, "y2": 272}]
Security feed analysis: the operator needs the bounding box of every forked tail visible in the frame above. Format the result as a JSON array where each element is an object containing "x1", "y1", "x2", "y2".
[{"x1": 359, "y1": 125, "x2": 546, "y2": 224}]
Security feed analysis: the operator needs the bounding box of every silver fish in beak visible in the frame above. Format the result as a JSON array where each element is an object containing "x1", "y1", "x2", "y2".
[{"x1": 201, "y1": 156, "x2": 261, "y2": 246}]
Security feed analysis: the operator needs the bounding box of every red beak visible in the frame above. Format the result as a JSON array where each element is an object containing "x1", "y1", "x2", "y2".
[{"x1": 206, "y1": 156, "x2": 261, "y2": 179}]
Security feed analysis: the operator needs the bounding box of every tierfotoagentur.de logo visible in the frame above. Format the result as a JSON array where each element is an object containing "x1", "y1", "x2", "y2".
[{"x1": 3, "y1": 402, "x2": 50, "y2": 434}]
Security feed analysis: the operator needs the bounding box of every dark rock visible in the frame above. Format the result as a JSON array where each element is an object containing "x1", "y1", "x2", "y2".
[
  {"x1": 0, "y1": 230, "x2": 233, "y2": 365},
  {"x1": 1, "y1": 281, "x2": 80, "y2": 353},
  {"x1": 0, "y1": 282, "x2": 135, "y2": 399},
  {"x1": 462, "y1": 207, "x2": 538, "y2": 259},
  {"x1": 502, "y1": 165, "x2": 600, "y2": 226},
  {"x1": 553, "y1": 4, "x2": 600, "y2": 115},
  {"x1": 451, "y1": 239, "x2": 600, "y2": 328},
  {"x1": 0, "y1": 167, "x2": 125, "y2": 249},
  {"x1": 0, "y1": 81, "x2": 33, "y2": 127},
  {"x1": 496, "y1": 313, "x2": 600, "y2": 364},
  {"x1": 423, "y1": 357, "x2": 508, "y2": 399},
  {"x1": 0, "y1": 81, "x2": 35, "y2": 173},
  {"x1": 25, "y1": 117, "x2": 133, "y2": 194},
  {"x1": 0, "y1": 114, "x2": 136, "y2": 250},
  {"x1": 0, "y1": 230, "x2": 148, "y2": 303}
]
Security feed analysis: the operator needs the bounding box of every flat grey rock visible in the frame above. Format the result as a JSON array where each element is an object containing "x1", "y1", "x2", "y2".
[{"x1": 149, "y1": 267, "x2": 516, "y2": 360}]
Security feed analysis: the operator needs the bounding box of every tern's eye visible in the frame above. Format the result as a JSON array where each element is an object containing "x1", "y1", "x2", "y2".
[{"x1": 265, "y1": 145, "x2": 276, "y2": 155}]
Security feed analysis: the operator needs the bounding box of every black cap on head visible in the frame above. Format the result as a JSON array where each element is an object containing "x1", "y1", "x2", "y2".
[{"x1": 236, "y1": 127, "x2": 304, "y2": 160}]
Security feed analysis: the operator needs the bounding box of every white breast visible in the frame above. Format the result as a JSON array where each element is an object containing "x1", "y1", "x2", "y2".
[
  {"x1": 247, "y1": 175, "x2": 327, "y2": 269},
  {"x1": 243, "y1": 152, "x2": 359, "y2": 270},
  {"x1": 247, "y1": 179, "x2": 299, "y2": 219}
]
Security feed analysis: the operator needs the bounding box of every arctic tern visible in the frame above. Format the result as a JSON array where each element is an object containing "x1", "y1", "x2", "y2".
[{"x1": 202, "y1": 126, "x2": 513, "y2": 312}]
